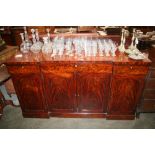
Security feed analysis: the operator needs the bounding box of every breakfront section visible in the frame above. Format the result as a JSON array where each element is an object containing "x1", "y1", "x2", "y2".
[
  {"x1": 107, "y1": 64, "x2": 149, "y2": 119},
  {"x1": 7, "y1": 64, "x2": 49, "y2": 118},
  {"x1": 41, "y1": 61, "x2": 112, "y2": 117}
]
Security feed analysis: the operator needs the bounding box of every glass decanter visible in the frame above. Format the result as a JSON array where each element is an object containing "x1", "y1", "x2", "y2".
[
  {"x1": 23, "y1": 26, "x2": 32, "y2": 50},
  {"x1": 30, "y1": 29, "x2": 43, "y2": 53},
  {"x1": 42, "y1": 37, "x2": 52, "y2": 54},
  {"x1": 20, "y1": 33, "x2": 29, "y2": 53}
]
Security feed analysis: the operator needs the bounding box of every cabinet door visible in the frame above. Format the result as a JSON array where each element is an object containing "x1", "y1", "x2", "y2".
[
  {"x1": 77, "y1": 63, "x2": 112, "y2": 113},
  {"x1": 41, "y1": 63, "x2": 76, "y2": 113},
  {"x1": 11, "y1": 74, "x2": 47, "y2": 113},
  {"x1": 7, "y1": 65, "x2": 48, "y2": 118},
  {"x1": 108, "y1": 75, "x2": 145, "y2": 115}
]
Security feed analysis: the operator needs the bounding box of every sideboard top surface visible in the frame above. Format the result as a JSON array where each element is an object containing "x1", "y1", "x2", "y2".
[{"x1": 5, "y1": 49, "x2": 151, "y2": 66}]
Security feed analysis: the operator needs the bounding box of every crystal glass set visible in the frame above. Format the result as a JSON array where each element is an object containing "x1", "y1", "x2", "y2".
[
  {"x1": 50, "y1": 37, "x2": 117, "y2": 57},
  {"x1": 20, "y1": 28, "x2": 117, "y2": 57}
]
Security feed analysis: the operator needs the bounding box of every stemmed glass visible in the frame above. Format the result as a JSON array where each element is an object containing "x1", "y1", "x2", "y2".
[
  {"x1": 73, "y1": 38, "x2": 83, "y2": 57},
  {"x1": 109, "y1": 39, "x2": 117, "y2": 57},
  {"x1": 91, "y1": 39, "x2": 97, "y2": 57},
  {"x1": 58, "y1": 37, "x2": 65, "y2": 56},
  {"x1": 98, "y1": 39, "x2": 104, "y2": 56},
  {"x1": 65, "y1": 38, "x2": 73, "y2": 56},
  {"x1": 104, "y1": 39, "x2": 110, "y2": 56}
]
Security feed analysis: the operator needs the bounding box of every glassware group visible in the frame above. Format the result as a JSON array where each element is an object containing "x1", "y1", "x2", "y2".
[{"x1": 20, "y1": 27, "x2": 117, "y2": 57}]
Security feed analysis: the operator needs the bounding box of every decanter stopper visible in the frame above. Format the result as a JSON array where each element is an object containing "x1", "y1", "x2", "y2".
[
  {"x1": 20, "y1": 33, "x2": 25, "y2": 43},
  {"x1": 24, "y1": 26, "x2": 29, "y2": 41},
  {"x1": 46, "y1": 28, "x2": 51, "y2": 42},
  {"x1": 35, "y1": 29, "x2": 40, "y2": 42},
  {"x1": 35, "y1": 29, "x2": 43, "y2": 47},
  {"x1": 31, "y1": 29, "x2": 36, "y2": 44}
]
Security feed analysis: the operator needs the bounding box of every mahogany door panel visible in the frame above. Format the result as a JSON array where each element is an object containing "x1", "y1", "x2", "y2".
[
  {"x1": 43, "y1": 74, "x2": 76, "y2": 112},
  {"x1": 108, "y1": 75, "x2": 145, "y2": 115},
  {"x1": 41, "y1": 63, "x2": 76, "y2": 113},
  {"x1": 11, "y1": 74, "x2": 46, "y2": 113},
  {"x1": 77, "y1": 72, "x2": 111, "y2": 113}
]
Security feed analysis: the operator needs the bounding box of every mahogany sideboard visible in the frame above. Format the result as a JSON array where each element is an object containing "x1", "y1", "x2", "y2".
[{"x1": 5, "y1": 35, "x2": 151, "y2": 120}]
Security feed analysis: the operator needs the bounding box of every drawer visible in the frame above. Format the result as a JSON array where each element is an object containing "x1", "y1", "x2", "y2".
[
  {"x1": 145, "y1": 79, "x2": 155, "y2": 89},
  {"x1": 41, "y1": 62, "x2": 75, "y2": 74},
  {"x1": 141, "y1": 100, "x2": 155, "y2": 112},
  {"x1": 77, "y1": 63, "x2": 112, "y2": 74},
  {"x1": 113, "y1": 65, "x2": 149, "y2": 75},
  {"x1": 7, "y1": 65, "x2": 40, "y2": 74}
]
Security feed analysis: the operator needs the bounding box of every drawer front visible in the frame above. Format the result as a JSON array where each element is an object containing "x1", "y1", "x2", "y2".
[
  {"x1": 77, "y1": 63, "x2": 112, "y2": 74},
  {"x1": 41, "y1": 62, "x2": 75, "y2": 78},
  {"x1": 7, "y1": 65, "x2": 40, "y2": 74},
  {"x1": 141, "y1": 100, "x2": 155, "y2": 112},
  {"x1": 113, "y1": 65, "x2": 149, "y2": 75},
  {"x1": 41, "y1": 62, "x2": 112, "y2": 74}
]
